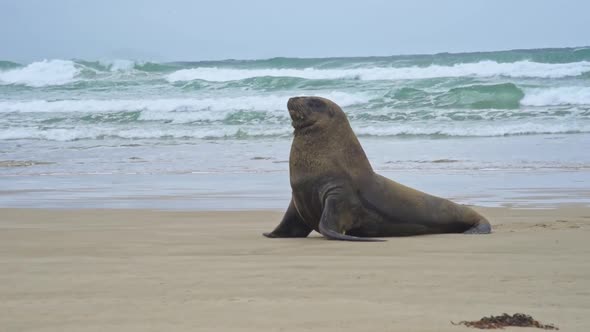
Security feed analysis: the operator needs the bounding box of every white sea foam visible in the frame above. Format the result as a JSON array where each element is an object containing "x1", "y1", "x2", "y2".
[
  {"x1": 353, "y1": 120, "x2": 590, "y2": 137},
  {"x1": 0, "y1": 91, "x2": 370, "y2": 114},
  {"x1": 166, "y1": 60, "x2": 590, "y2": 82},
  {"x1": 2, "y1": 118, "x2": 589, "y2": 141},
  {"x1": 521, "y1": 87, "x2": 590, "y2": 106},
  {"x1": 0, "y1": 59, "x2": 80, "y2": 87},
  {"x1": 138, "y1": 108, "x2": 284, "y2": 124},
  {"x1": 0, "y1": 125, "x2": 293, "y2": 141}
]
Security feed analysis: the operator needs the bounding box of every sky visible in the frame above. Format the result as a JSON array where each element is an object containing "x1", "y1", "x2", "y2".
[{"x1": 1, "y1": 0, "x2": 589, "y2": 62}]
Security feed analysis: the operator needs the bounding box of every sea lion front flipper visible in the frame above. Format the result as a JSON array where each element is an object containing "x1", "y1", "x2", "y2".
[
  {"x1": 319, "y1": 195, "x2": 385, "y2": 242},
  {"x1": 263, "y1": 199, "x2": 313, "y2": 238}
]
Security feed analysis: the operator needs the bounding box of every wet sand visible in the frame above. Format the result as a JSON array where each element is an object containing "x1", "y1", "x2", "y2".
[{"x1": 1, "y1": 206, "x2": 589, "y2": 331}]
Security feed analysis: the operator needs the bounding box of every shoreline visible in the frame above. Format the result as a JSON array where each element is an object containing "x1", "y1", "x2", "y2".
[
  {"x1": 1, "y1": 206, "x2": 589, "y2": 331},
  {"x1": 2, "y1": 169, "x2": 590, "y2": 210}
]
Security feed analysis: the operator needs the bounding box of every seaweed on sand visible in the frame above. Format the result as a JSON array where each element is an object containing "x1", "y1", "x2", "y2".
[{"x1": 452, "y1": 313, "x2": 558, "y2": 330}]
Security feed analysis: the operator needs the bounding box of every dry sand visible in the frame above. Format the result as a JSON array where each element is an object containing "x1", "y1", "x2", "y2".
[{"x1": 1, "y1": 206, "x2": 589, "y2": 331}]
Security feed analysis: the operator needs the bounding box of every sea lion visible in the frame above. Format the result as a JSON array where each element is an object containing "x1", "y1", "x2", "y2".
[{"x1": 263, "y1": 96, "x2": 491, "y2": 241}]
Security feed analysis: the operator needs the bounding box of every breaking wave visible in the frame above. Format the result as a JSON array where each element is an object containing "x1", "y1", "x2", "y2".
[
  {"x1": 166, "y1": 60, "x2": 590, "y2": 82},
  {"x1": 0, "y1": 59, "x2": 80, "y2": 87},
  {"x1": 521, "y1": 87, "x2": 590, "y2": 106},
  {"x1": 1, "y1": 47, "x2": 589, "y2": 144},
  {"x1": 0, "y1": 91, "x2": 370, "y2": 114},
  {"x1": 2, "y1": 56, "x2": 589, "y2": 89}
]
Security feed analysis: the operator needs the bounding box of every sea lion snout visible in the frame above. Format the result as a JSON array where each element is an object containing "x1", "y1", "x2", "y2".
[
  {"x1": 287, "y1": 96, "x2": 303, "y2": 109},
  {"x1": 287, "y1": 97, "x2": 303, "y2": 120},
  {"x1": 288, "y1": 96, "x2": 341, "y2": 130},
  {"x1": 287, "y1": 97, "x2": 309, "y2": 119},
  {"x1": 288, "y1": 97, "x2": 317, "y2": 128}
]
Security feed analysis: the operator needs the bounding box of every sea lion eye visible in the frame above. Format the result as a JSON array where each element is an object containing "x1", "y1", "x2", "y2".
[{"x1": 306, "y1": 98, "x2": 326, "y2": 110}]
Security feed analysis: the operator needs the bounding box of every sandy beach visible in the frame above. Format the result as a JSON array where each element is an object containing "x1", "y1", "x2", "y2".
[
  {"x1": 1, "y1": 206, "x2": 589, "y2": 331},
  {"x1": 3, "y1": 1, "x2": 589, "y2": 331}
]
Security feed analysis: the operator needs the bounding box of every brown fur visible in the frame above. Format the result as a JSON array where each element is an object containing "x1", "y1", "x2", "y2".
[{"x1": 264, "y1": 96, "x2": 491, "y2": 241}]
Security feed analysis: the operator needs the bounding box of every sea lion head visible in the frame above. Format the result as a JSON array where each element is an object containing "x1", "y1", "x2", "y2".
[
  {"x1": 287, "y1": 95, "x2": 373, "y2": 177},
  {"x1": 287, "y1": 96, "x2": 345, "y2": 131}
]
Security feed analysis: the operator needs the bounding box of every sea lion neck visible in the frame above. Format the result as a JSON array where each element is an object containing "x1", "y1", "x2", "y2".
[{"x1": 290, "y1": 115, "x2": 374, "y2": 178}]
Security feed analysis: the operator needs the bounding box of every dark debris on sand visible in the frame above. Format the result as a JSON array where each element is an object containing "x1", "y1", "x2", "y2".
[{"x1": 452, "y1": 313, "x2": 558, "y2": 330}]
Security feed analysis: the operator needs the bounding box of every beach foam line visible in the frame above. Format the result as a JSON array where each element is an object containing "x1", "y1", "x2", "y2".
[
  {"x1": 353, "y1": 120, "x2": 590, "y2": 137},
  {"x1": 2, "y1": 119, "x2": 589, "y2": 141},
  {"x1": 0, "y1": 126, "x2": 293, "y2": 141}
]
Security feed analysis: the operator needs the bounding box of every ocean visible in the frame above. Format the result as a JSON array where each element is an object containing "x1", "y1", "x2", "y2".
[{"x1": 1, "y1": 47, "x2": 590, "y2": 209}]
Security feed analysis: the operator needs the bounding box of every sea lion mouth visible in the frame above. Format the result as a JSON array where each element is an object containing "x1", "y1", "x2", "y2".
[
  {"x1": 288, "y1": 108, "x2": 301, "y2": 119},
  {"x1": 288, "y1": 97, "x2": 322, "y2": 130},
  {"x1": 289, "y1": 108, "x2": 312, "y2": 129},
  {"x1": 292, "y1": 119, "x2": 314, "y2": 130},
  {"x1": 290, "y1": 113, "x2": 314, "y2": 129}
]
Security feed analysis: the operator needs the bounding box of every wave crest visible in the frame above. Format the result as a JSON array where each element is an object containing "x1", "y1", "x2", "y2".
[
  {"x1": 0, "y1": 59, "x2": 80, "y2": 87},
  {"x1": 0, "y1": 92, "x2": 370, "y2": 114},
  {"x1": 166, "y1": 60, "x2": 590, "y2": 82},
  {"x1": 521, "y1": 87, "x2": 590, "y2": 106}
]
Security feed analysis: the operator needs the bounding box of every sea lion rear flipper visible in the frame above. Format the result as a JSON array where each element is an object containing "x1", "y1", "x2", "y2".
[
  {"x1": 463, "y1": 219, "x2": 492, "y2": 234},
  {"x1": 263, "y1": 199, "x2": 313, "y2": 238},
  {"x1": 319, "y1": 196, "x2": 385, "y2": 242}
]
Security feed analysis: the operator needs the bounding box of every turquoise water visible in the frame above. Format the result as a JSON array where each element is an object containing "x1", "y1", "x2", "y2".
[{"x1": 1, "y1": 47, "x2": 590, "y2": 208}]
